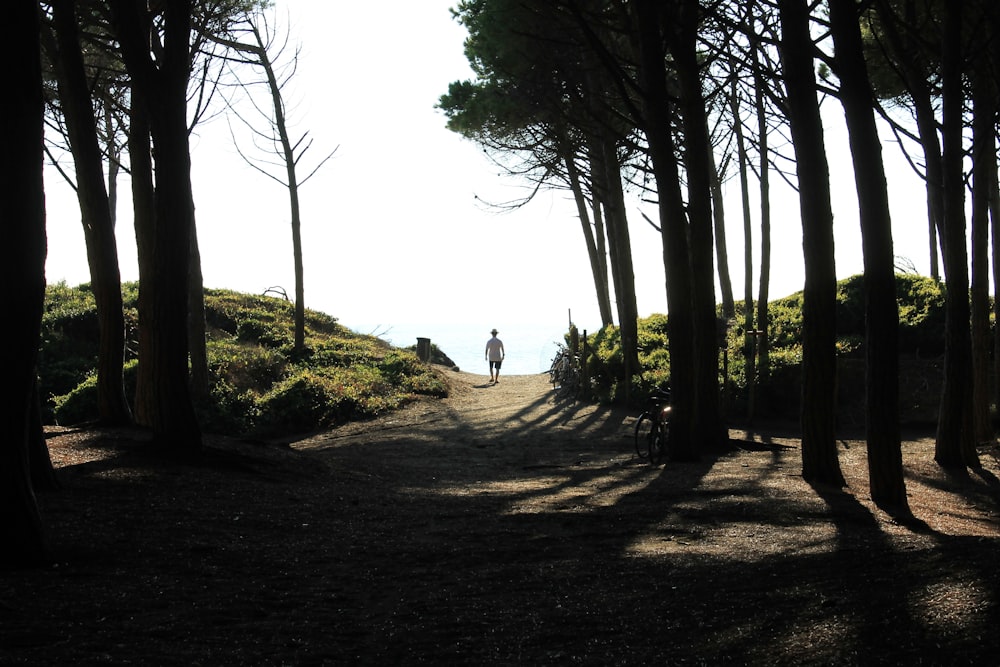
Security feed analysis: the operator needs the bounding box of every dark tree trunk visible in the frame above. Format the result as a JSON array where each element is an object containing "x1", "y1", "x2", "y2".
[
  {"x1": 935, "y1": 0, "x2": 977, "y2": 467},
  {"x1": 129, "y1": 88, "x2": 156, "y2": 428},
  {"x1": 566, "y1": 151, "x2": 614, "y2": 327},
  {"x1": 752, "y1": 37, "x2": 773, "y2": 382},
  {"x1": 969, "y1": 23, "x2": 996, "y2": 449},
  {"x1": 777, "y1": 0, "x2": 845, "y2": 486},
  {"x1": 634, "y1": 0, "x2": 697, "y2": 460},
  {"x1": 992, "y1": 142, "x2": 1000, "y2": 419},
  {"x1": 829, "y1": 0, "x2": 907, "y2": 511},
  {"x1": 668, "y1": 0, "x2": 723, "y2": 449},
  {"x1": 47, "y1": 0, "x2": 132, "y2": 426},
  {"x1": 110, "y1": 0, "x2": 202, "y2": 453},
  {"x1": 709, "y1": 150, "x2": 735, "y2": 320},
  {"x1": 595, "y1": 134, "x2": 640, "y2": 397},
  {"x1": 188, "y1": 226, "x2": 210, "y2": 402},
  {"x1": 590, "y1": 191, "x2": 612, "y2": 328},
  {"x1": 1, "y1": 0, "x2": 48, "y2": 569},
  {"x1": 990, "y1": 1, "x2": 1000, "y2": 426},
  {"x1": 28, "y1": 380, "x2": 58, "y2": 491},
  {"x1": 732, "y1": 80, "x2": 758, "y2": 418}
]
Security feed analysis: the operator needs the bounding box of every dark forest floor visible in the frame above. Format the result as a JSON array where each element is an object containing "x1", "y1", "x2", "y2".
[{"x1": 3, "y1": 370, "x2": 1000, "y2": 665}]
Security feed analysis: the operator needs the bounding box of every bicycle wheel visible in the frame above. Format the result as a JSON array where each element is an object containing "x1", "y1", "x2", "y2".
[
  {"x1": 648, "y1": 419, "x2": 668, "y2": 464},
  {"x1": 634, "y1": 413, "x2": 655, "y2": 460}
]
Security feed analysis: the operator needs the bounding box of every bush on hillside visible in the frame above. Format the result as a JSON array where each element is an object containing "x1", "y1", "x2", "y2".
[
  {"x1": 40, "y1": 283, "x2": 449, "y2": 436},
  {"x1": 577, "y1": 273, "x2": 950, "y2": 421}
]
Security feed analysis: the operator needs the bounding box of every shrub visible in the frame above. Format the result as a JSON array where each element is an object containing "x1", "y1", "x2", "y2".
[
  {"x1": 50, "y1": 372, "x2": 99, "y2": 426},
  {"x1": 41, "y1": 283, "x2": 452, "y2": 438},
  {"x1": 208, "y1": 340, "x2": 289, "y2": 389},
  {"x1": 578, "y1": 273, "x2": 948, "y2": 420},
  {"x1": 51, "y1": 359, "x2": 139, "y2": 426},
  {"x1": 254, "y1": 366, "x2": 402, "y2": 436}
]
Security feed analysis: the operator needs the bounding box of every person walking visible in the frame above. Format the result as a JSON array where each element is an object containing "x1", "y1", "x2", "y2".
[{"x1": 485, "y1": 328, "x2": 505, "y2": 384}]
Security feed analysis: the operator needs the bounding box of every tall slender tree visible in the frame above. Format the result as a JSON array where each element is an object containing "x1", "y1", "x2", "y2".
[
  {"x1": 731, "y1": 78, "x2": 758, "y2": 416},
  {"x1": 829, "y1": 0, "x2": 907, "y2": 511},
  {"x1": 666, "y1": 0, "x2": 724, "y2": 447},
  {"x1": 631, "y1": 0, "x2": 700, "y2": 456},
  {"x1": 968, "y1": 0, "x2": 997, "y2": 449},
  {"x1": 935, "y1": 0, "x2": 977, "y2": 467},
  {"x1": 108, "y1": 0, "x2": 202, "y2": 453},
  {"x1": 210, "y1": 12, "x2": 337, "y2": 355},
  {"x1": 777, "y1": 0, "x2": 845, "y2": 486},
  {"x1": 2, "y1": 0, "x2": 48, "y2": 568},
  {"x1": 43, "y1": 0, "x2": 133, "y2": 427}
]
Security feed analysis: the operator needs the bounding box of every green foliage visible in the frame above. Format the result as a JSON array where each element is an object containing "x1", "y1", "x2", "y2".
[
  {"x1": 39, "y1": 282, "x2": 100, "y2": 403},
  {"x1": 255, "y1": 367, "x2": 394, "y2": 436},
  {"x1": 583, "y1": 326, "x2": 623, "y2": 402},
  {"x1": 894, "y1": 273, "x2": 947, "y2": 355},
  {"x1": 42, "y1": 284, "x2": 451, "y2": 436},
  {"x1": 50, "y1": 359, "x2": 139, "y2": 426},
  {"x1": 50, "y1": 371, "x2": 99, "y2": 426},
  {"x1": 581, "y1": 274, "x2": 947, "y2": 420},
  {"x1": 37, "y1": 282, "x2": 140, "y2": 421},
  {"x1": 208, "y1": 340, "x2": 288, "y2": 390}
]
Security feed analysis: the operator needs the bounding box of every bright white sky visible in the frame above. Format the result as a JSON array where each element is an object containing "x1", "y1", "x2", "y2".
[{"x1": 42, "y1": 0, "x2": 938, "y2": 337}]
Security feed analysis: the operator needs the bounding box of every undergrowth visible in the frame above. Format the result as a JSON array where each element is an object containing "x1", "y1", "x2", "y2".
[
  {"x1": 565, "y1": 273, "x2": 950, "y2": 423},
  {"x1": 39, "y1": 283, "x2": 448, "y2": 437}
]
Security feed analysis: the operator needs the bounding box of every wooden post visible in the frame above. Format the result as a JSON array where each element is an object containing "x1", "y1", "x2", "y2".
[{"x1": 416, "y1": 337, "x2": 431, "y2": 362}]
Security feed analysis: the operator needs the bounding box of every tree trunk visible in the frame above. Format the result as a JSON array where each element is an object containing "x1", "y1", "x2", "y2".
[
  {"x1": 709, "y1": 150, "x2": 735, "y2": 320},
  {"x1": 990, "y1": 2, "x2": 1000, "y2": 425},
  {"x1": 777, "y1": 0, "x2": 845, "y2": 487},
  {"x1": 48, "y1": 0, "x2": 132, "y2": 426},
  {"x1": 129, "y1": 88, "x2": 156, "y2": 428},
  {"x1": 919, "y1": 99, "x2": 945, "y2": 284},
  {"x1": 753, "y1": 36, "x2": 772, "y2": 382},
  {"x1": 829, "y1": 0, "x2": 906, "y2": 511},
  {"x1": 935, "y1": 0, "x2": 977, "y2": 468},
  {"x1": 732, "y1": 80, "x2": 758, "y2": 419},
  {"x1": 670, "y1": 0, "x2": 723, "y2": 449},
  {"x1": 634, "y1": 0, "x2": 697, "y2": 460},
  {"x1": 595, "y1": 134, "x2": 640, "y2": 397},
  {"x1": 566, "y1": 152, "x2": 614, "y2": 327},
  {"x1": 969, "y1": 33, "x2": 996, "y2": 448},
  {"x1": 29, "y1": 380, "x2": 58, "y2": 491},
  {"x1": 586, "y1": 135, "x2": 614, "y2": 328},
  {"x1": 1, "y1": 0, "x2": 47, "y2": 568},
  {"x1": 110, "y1": 0, "x2": 202, "y2": 454},
  {"x1": 991, "y1": 144, "x2": 1000, "y2": 420},
  {"x1": 188, "y1": 225, "x2": 210, "y2": 402},
  {"x1": 103, "y1": 96, "x2": 121, "y2": 229}
]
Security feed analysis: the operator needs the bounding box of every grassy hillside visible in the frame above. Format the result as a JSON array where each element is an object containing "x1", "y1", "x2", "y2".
[{"x1": 38, "y1": 283, "x2": 452, "y2": 437}]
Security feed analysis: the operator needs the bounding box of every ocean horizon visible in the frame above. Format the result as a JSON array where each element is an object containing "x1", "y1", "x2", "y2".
[{"x1": 347, "y1": 321, "x2": 572, "y2": 376}]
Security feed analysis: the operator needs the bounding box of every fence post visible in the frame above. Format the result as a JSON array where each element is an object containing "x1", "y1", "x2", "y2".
[{"x1": 416, "y1": 337, "x2": 431, "y2": 362}]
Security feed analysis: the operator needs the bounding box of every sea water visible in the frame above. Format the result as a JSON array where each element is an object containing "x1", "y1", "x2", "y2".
[{"x1": 349, "y1": 321, "x2": 569, "y2": 376}]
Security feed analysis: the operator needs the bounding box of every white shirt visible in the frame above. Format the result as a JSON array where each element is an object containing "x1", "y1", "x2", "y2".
[{"x1": 485, "y1": 336, "x2": 505, "y2": 362}]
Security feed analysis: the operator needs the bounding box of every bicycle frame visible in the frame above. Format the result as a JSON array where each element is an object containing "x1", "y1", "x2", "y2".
[{"x1": 634, "y1": 389, "x2": 671, "y2": 464}]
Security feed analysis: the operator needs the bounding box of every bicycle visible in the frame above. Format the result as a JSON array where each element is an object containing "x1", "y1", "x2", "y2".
[{"x1": 633, "y1": 387, "x2": 672, "y2": 464}]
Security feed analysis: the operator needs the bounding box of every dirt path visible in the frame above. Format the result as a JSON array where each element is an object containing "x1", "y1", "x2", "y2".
[{"x1": 8, "y1": 369, "x2": 1000, "y2": 665}]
